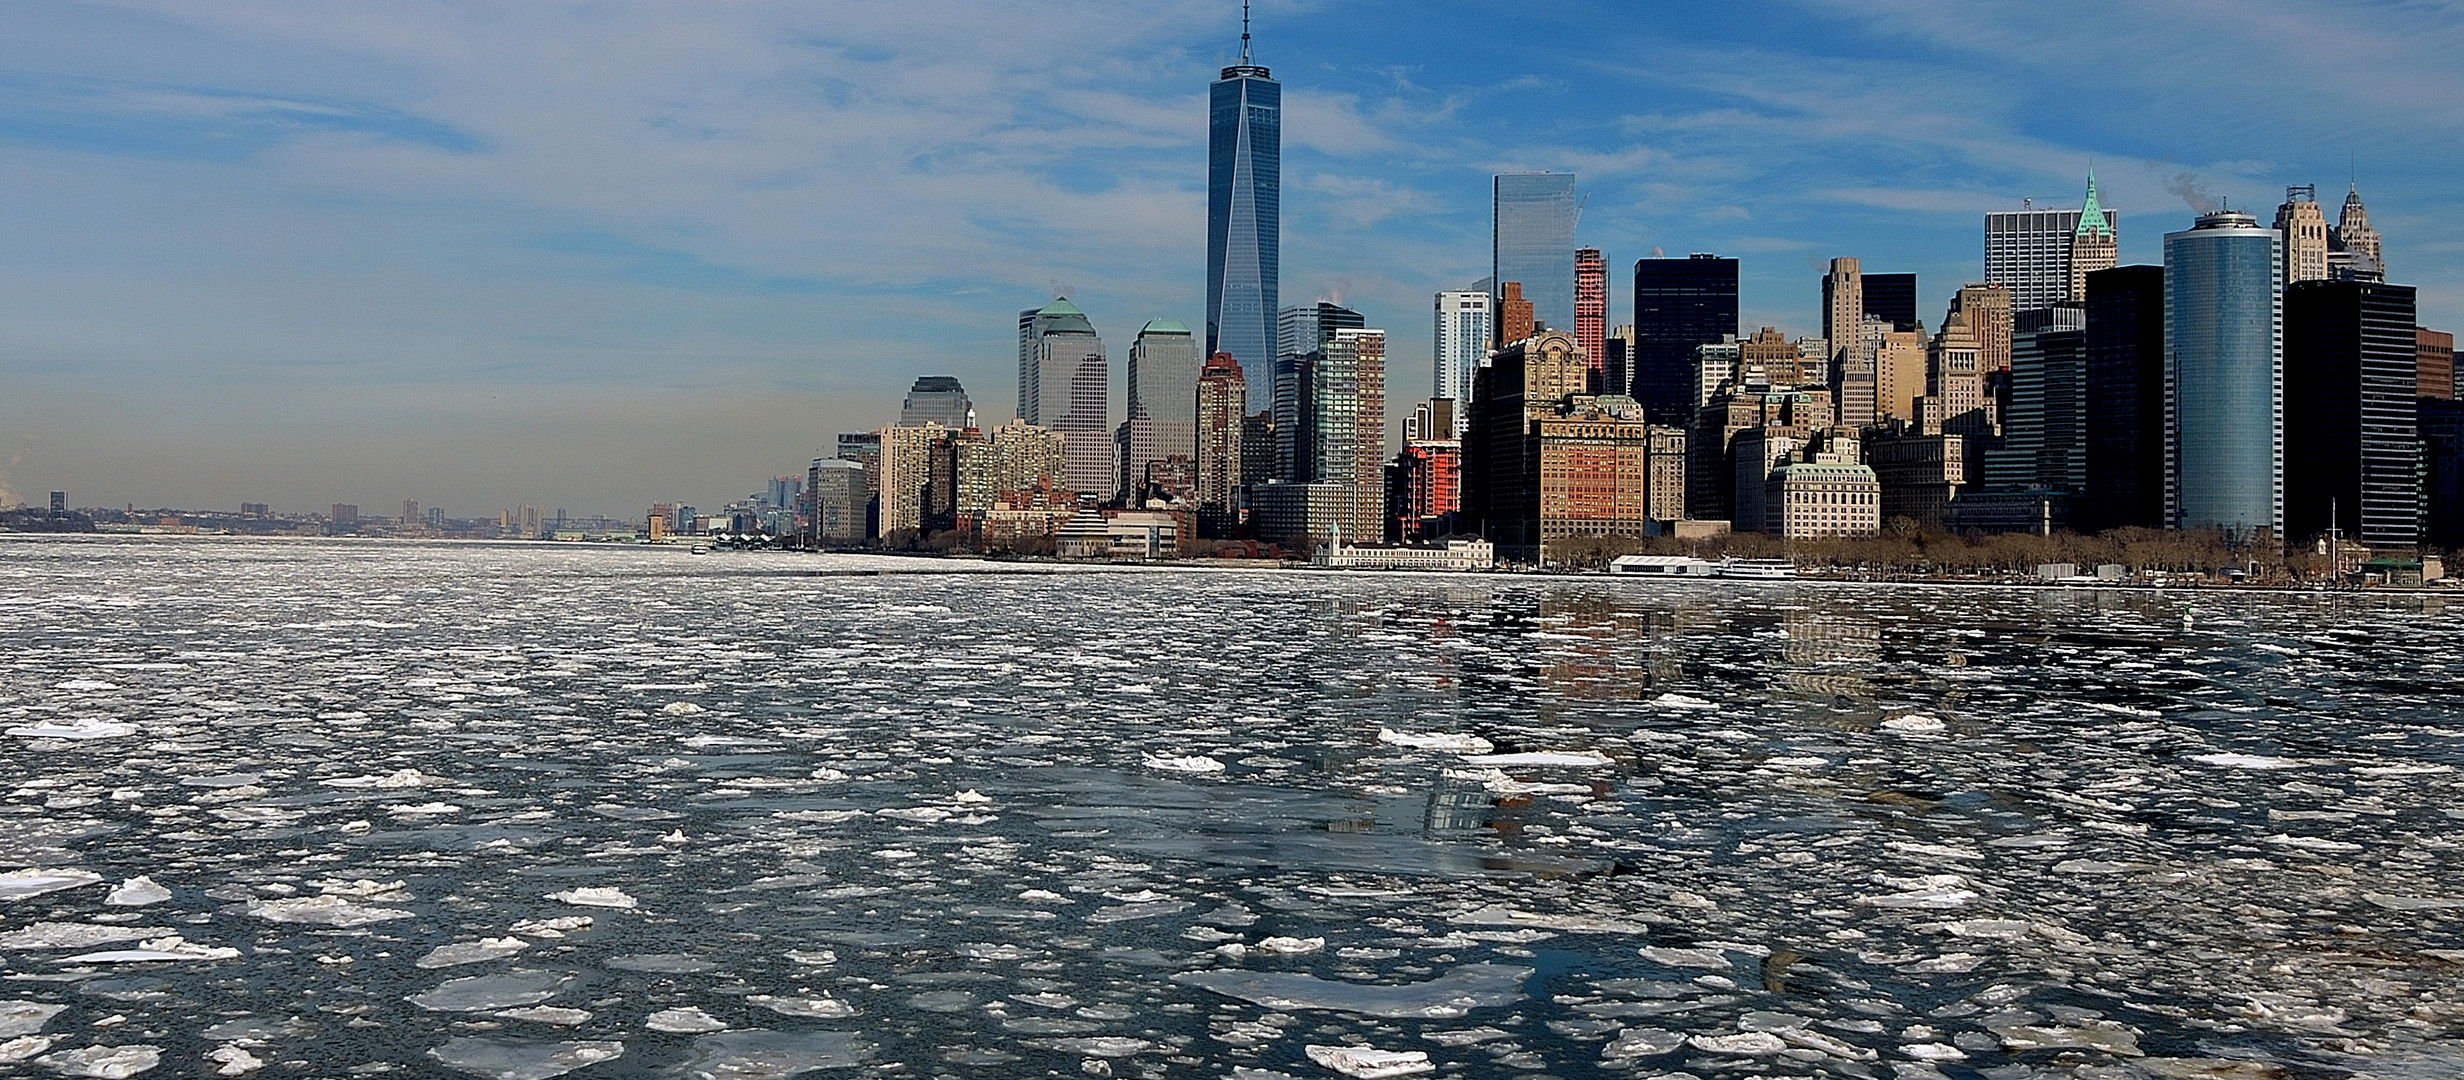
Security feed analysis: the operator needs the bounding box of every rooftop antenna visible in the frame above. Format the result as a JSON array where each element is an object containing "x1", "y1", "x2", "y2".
[{"x1": 1241, "y1": 0, "x2": 1251, "y2": 64}]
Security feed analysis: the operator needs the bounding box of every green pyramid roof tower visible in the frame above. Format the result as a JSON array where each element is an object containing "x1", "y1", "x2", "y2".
[{"x1": 2075, "y1": 169, "x2": 2113, "y2": 238}]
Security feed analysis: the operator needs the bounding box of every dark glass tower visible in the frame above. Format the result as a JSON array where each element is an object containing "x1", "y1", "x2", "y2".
[
  {"x1": 1631, "y1": 254, "x2": 1739, "y2": 424},
  {"x1": 2082, "y1": 266, "x2": 2166, "y2": 532},
  {"x1": 1863, "y1": 273, "x2": 1918, "y2": 332},
  {"x1": 1208, "y1": 38, "x2": 1280, "y2": 411},
  {"x1": 2284, "y1": 279, "x2": 2419, "y2": 546}
]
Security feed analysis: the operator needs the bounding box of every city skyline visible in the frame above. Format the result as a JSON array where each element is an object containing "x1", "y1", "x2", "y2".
[{"x1": 3, "y1": 1, "x2": 2461, "y2": 514}]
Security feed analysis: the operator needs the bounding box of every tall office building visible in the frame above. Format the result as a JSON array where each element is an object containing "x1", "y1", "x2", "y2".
[
  {"x1": 1574, "y1": 247, "x2": 1608, "y2": 387},
  {"x1": 807, "y1": 459, "x2": 868, "y2": 543},
  {"x1": 1493, "y1": 173, "x2": 1577, "y2": 334},
  {"x1": 1864, "y1": 273, "x2": 1918, "y2": 332},
  {"x1": 1274, "y1": 302, "x2": 1364, "y2": 482},
  {"x1": 1126, "y1": 318, "x2": 1201, "y2": 467},
  {"x1": 1465, "y1": 329, "x2": 1590, "y2": 557},
  {"x1": 2082, "y1": 266, "x2": 2167, "y2": 532},
  {"x1": 1605, "y1": 324, "x2": 1637, "y2": 402},
  {"x1": 1018, "y1": 297, "x2": 1112, "y2": 499},
  {"x1": 1315, "y1": 328, "x2": 1387, "y2": 542},
  {"x1": 2067, "y1": 173, "x2": 2118, "y2": 302},
  {"x1": 900, "y1": 376, "x2": 975, "y2": 430},
  {"x1": 1195, "y1": 351, "x2": 1248, "y2": 534},
  {"x1": 2284, "y1": 279, "x2": 2418, "y2": 546},
  {"x1": 1495, "y1": 283, "x2": 1534, "y2": 347},
  {"x1": 2421, "y1": 327, "x2": 2456, "y2": 401},
  {"x1": 1208, "y1": 37, "x2": 1279, "y2": 402},
  {"x1": 1823, "y1": 259, "x2": 1876, "y2": 426},
  {"x1": 2331, "y1": 183, "x2": 2385, "y2": 282},
  {"x1": 2275, "y1": 186, "x2": 2330, "y2": 285},
  {"x1": 2164, "y1": 210, "x2": 2283, "y2": 539},
  {"x1": 1632, "y1": 254, "x2": 1739, "y2": 424},
  {"x1": 1433, "y1": 290, "x2": 1492, "y2": 430},
  {"x1": 1982, "y1": 305, "x2": 2087, "y2": 495},
  {"x1": 1985, "y1": 171, "x2": 2120, "y2": 309}
]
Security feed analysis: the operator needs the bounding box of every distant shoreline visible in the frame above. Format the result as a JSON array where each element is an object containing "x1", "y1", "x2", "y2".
[{"x1": 5, "y1": 530, "x2": 2454, "y2": 595}]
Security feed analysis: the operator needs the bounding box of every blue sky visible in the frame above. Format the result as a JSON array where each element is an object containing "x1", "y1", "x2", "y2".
[{"x1": 3, "y1": 0, "x2": 2460, "y2": 515}]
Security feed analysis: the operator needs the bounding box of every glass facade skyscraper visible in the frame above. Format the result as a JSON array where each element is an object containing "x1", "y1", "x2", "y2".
[
  {"x1": 2164, "y1": 211, "x2": 2283, "y2": 539},
  {"x1": 1492, "y1": 173, "x2": 1576, "y2": 338},
  {"x1": 1631, "y1": 255, "x2": 1739, "y2": 425},
  {"x1": 1208, "y1": 58, "x2": 1279, "y2": 410}
]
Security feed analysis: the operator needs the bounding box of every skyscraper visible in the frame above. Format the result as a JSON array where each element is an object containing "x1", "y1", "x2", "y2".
[
  {"x1": 1432, "y1": 290, "x2": 1492, "y2": 433},
  {"x1": 1126, "y1": 318, "x2": 1200, "y2": 468},
  {"x1": 2082, "y1": 265, "x2": 2167, "y2": 532},
  {"x1": 1493, "y1": 173, "x2": 1577, "y2": 334},
  {"x1": 1986, "y1": 172, "x2": 2120, "y2": 309},
  {"x1": 1574, "y1": 247, "x2": 1607, "y2": 387},
  {"x1": 2275, "y1": 186, "x2": 2330, "y2": 285},
  {"x1": 900, "y1": 376, "x2": 975, "y2": 430},
  {"x1": 1208, "y1": 32, "x2": 1280, "y2": 400},
  {"x1": 1195, "y1": 351, "x2": 1248, "y2": 535},
  {"x1": 2164, "y1": 210, "x2": 2283, "y2": 539},
  {"x1": 1863, "y1": 273, "x2": 1919, "y2": 332},
  {"x1": 1274, "y1": 302, "x2": 1364, "y2": 482},
  {"x1": 2284, "y1": 279, "x2": 2417, "y2": 546},
  {"x1": 1495, "y1": 283, "x2": 1534, "y2": 348},
  {"x1": 1316, "y1": 327, "x2": 1387, "y2": 542},
  {"x1": 1632, "y1": 254, "x2": 1739, "y2": 425},
  {"x1": 2331, "y1": 183, "x2": 2385, "y2": 282},
  {"x1": 1018, "y1": 297, "x2": 1111, "y2": 499},
  {"x1": 1823, "y1": 258, "x2": 1873, "y2": 426},
  {"x1": 2067, "y1": 172, "x2": 2118, "y2": 302}
]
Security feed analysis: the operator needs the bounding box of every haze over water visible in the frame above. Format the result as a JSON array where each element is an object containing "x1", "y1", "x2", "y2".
[{"x1": 3, "y1": 537, "x2": 2460, "y2": 1078}]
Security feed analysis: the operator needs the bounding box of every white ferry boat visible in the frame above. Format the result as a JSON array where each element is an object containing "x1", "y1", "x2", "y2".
[{"x1": 1717, "y1": 557, "x2": 1796, "y2": 579}]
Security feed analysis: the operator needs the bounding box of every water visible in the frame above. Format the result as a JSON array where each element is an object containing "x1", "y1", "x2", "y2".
[{"x1": 3, "y1": 536, "x2": 2461, "y2": 1079}]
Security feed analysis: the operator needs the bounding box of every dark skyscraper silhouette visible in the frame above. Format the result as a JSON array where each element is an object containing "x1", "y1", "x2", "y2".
[
  {"x1": 1208, "y1": 15, "x2": 1279, "y2": 409},
  {"x1": 1630, "y1": 254, "x2": 1739, "y2": 425},
  {"x1": 1862, "y1": 273, "x2": 1919, "y2": 332},
  {"x1": 2285, "y1": 278, "x2": 2419, "y2": 546},
  {"x1": 2082, "y1": 265, "x2": 2166, "y2": 532}
]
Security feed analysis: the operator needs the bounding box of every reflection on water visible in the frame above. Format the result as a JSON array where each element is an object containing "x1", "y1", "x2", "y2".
[{"x1": 1, "y1": 538, "x2": 2461, "y2": 1078}]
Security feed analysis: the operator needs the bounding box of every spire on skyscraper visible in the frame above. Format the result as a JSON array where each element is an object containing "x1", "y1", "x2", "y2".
[{"x1": 2075, "y1": 169, "x2": 2112, "y2": 238}]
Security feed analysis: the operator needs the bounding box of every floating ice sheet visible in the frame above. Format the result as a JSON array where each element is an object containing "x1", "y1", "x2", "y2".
[
  {"x1": 1172, "y1": 963, "x2": 1531, "y2": 1019},
  {"x1": 427, "y1": 1036, "x2": 622, "y2": 1080}
]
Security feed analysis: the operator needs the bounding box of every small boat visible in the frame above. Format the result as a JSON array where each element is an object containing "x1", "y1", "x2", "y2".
[{"x1": 689, "y1": 546, "x2": 709, "y2": 556}]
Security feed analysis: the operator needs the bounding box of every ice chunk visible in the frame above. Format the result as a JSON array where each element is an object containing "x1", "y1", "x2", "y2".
[
  {"x1": 545, "y1": 887, "x2": 636, "y2": 909},
  {"x1": 1879, "y1": 714, "x2": 1946, "y2": 735},
  {"x1": 1142, "y1": 754, "x2": 1225, "y2": 774},
  {"x1": 63, "y1": 935, "x2": 241, "y2": 963},
  {"x1": 1688, "y1": 1031, "x2": 1787, "y2": 1055},
  {"x1": 0, "y1": 1036, "x2": 52, "y2": 1064},
  {"x1": 1639, "y1": 946, "x2": 1732, "y2": 969},
  {"x1": 1599, "y1": 1028, "x2": 1685, "y2": 1060},
  {"x1": 1457, "y1": 751, "x2": 1612, "y2": 767},
  {"x1": 408, "y1": 971, "x2": 573, "y2": 1012},
  {"x1": 660, "y1": 702, "x2": 705, "y2": 715},
  {"x1": 683, "y1": 1030, "x2": 872, "y2": 1076},
  {"x1": 951, "y1": 789, "x2": 993, "y2": 804},
  {"x1": 427, "y1": 1036, "x2": 623, "y2": 1080},
  {"x1": 2188, "y1": 753, "x2": 2304, "y2": 770},
  {"x1": 320, "y1": 768, "x2": 435, "y2": 788},
  {"x1": 206, "y1": 1046, "x2": 263, "y2": 1076},
  {"x1": 1255, "y1": 936, "x2": 1325, "y2": 955},
  {"x1": 1377, "y1": 729, "x2": 1493, "y2": 753},
  {"x1": 244, "y1": 896, "x2": 413, "y2": 927},
  {"x1": 1857, "y1": 875, "x2": 1978, "y2": 910},
  {"x1": 35, "y1": 1044, "x2": 160, "y2": 1077},
  {"x1": 1300, "y1": 1045, "x2": 1432, "y2": 1079},
  {"x1": 494, "y1": 1007, "x2": 592, "y2": 1026},
  {"x1": 418, "y1": 938, "x2": 531, "y2": 969},
  {"x1": 645, "y1": 1007, "x2": 728, "y2": 1033},
  {"x1": 7, "y1": 721, "x2": 137, "y2": 740},
  {"x1": 1, "y1": 923, "x2": 174, "y2": 950},
  {"x1": 2363, "y1": 893, "x2": 2464, "y2": 911},
  {"x1": 104, "y1": 878, "x2": 171, "y2": 907},
  {"x1": 747, "y1": 995, "x2": 855, "y2": 1019},
  {"x1": 509, "y1": 917, "x2": 592, "y2": 938},
  {"x1": 1904, "y1": 1042, "x2": 1967, "y2": 1061},
  {"x1": 1035, "y1": 1037, "x2": 1152, "y2": 1058},
  {"x1": 1172, "y1": 963, "x2": 1530, "y2": 1019},
  {"x1": 0, "y1": 1002, "x2": 67, "y2": 1036},
  {"x1": 1988, "y1": 1019, "x2": 2142, "y2": 1056},
  {"x1": 1448, "y1": 905, "x2": 1646, "y2": 934},
  {"x1": 1651, "y1": 693, "x2": 1718, "y2": 710},
  {"x1": 0, "y1": 868, "x2": 104, "y2": 901}
]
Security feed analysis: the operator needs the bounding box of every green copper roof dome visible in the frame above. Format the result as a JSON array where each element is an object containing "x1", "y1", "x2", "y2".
[
  {"x1": 1038, "y1": 296, "x2": 1085, "y2": 317},
  {"x1": 1140, "y1": 318, "x2": 1192, "y2": 335}
]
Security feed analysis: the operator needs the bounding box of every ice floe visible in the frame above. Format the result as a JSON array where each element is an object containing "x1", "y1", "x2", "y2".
[
  {"x1": 0, "y1": 868, "x2": 103, "y2": 901},
  {"x1": 427, "y1": 1037, "x2": 622, "y2": 1080},
  {"x1": 544, "y1": 887, "x2": 636, "y2": 909},
  {"x1": 1303, "y1": 1044, "x2": 1434, "y2": 1078}
]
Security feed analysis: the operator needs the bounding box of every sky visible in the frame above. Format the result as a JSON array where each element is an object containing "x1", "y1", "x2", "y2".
[{"x1": 4, "y1": 0, "x2": 2462, "y2": 517}]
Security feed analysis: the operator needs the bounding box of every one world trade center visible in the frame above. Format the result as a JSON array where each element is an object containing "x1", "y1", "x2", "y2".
[{"x1": 1207, "y1": 23, "x2": 1278, "y2": 409}]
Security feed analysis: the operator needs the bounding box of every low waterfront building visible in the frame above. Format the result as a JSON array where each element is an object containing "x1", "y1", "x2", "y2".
[
  {"x1": 1313, "y1": 528, "x2": 1494, "y2": 571},
  {"x1": 1054, "y1": 508, "x2": 1182, "y2": 560},
  {"x1": 1609, "y1": 554, "x2": 1715, "y2": 576}
]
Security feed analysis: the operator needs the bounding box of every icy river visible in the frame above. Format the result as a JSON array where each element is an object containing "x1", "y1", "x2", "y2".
[{"x1": 2, "y1": 537, "x2": 2460, "y2": 1079}]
